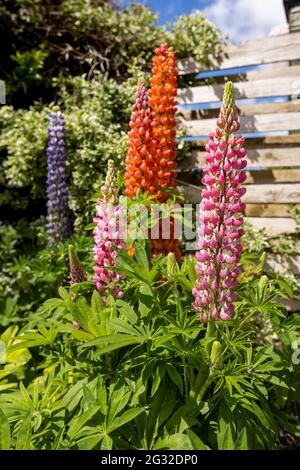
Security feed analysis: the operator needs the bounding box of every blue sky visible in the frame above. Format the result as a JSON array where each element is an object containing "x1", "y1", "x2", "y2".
[{"x1": 121, "y1": 0, "x2": 287, "y2": 43}]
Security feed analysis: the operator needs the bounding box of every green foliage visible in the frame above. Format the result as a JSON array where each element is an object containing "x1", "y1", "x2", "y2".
[
  {"x1": 0, "y1": 75, "x2": 133, "y2": 226},
  {"x1": 0, "y1": 1, "x2": 222, "y2": 106},
  {"x1": 0, "y1": 242, "x2": 299, "y2": 450},
  {"x1": 0, "y1": 1, "x2": 223, "y2": 231},
  {"x1": 0, "y1": 221, "x2": 93, "y2": 321},
  {"x1": 168, "y1": 12, "x2": 223, "y2": 68}
]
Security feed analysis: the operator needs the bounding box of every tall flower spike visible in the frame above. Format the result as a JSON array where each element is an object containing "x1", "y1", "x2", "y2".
[
  {"x1": 69, "y1": 245, "x2": 87, "y2": 285},
  {"x1": 149, "y1": 43, "x2": 181, "y2": 260},
  {"x1": 125, "y1": 83, "x2": 157, "y2": 198},
  {"x1": 46, "y1": 111, "x2": 71, "y2": 246},
  {"x1": 93, "y1": 159, "x2": 125, "y2": 299},
  {"x1": 149, "y1": 43, "x2": 177, "y2": 197},
  {"x1": 192, "y1": 82, "x2": 247, "y2": 322}
]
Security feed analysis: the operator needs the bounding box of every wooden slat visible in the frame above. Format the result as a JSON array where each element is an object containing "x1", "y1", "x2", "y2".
[
  {"x1": 186, "y1": 135, "x2": 300, "y2": 148},
  {"x1": 246, "y1": 203, "x2": 300, "y2": 217},
  {"x1": 219, "y1": 64, "x2": 300, "y2": 83},
  {"x1": 241, "y1": 184, "x2": 300, "y2": 203},
  {"x1": 178, "y1": 76, "x2": 300, "y2": 104},
  {"x1": 185, "y1": 218, "x2": 296, "y2": 237},
  {"x1": 180, "y1": 147, "x2": 300, "y2": 169},
  {"x1": 178, "y1": 100, "x2": 300, "y2": 120},
  {"x1": 246, "y1": 217, "x2": 297, "y2": 236},
  {"x1": 182, "y1": 112, "x2": 300, "y2": 135},
  {"x1": 178, "y1": 32, "x2": 300, "y2": 74},
  {"x1": 246, "y1": 169, "x2": 300, "y2": 184},
  {"x1": 176, "y1": 170, "x2": 300, "y2": 184},
  {"x1": 177, "y1": 181, "x2": 300, "y2": 204},
  {"x1": 265, "y1": 255, "x2": 300, "y2": 275}
]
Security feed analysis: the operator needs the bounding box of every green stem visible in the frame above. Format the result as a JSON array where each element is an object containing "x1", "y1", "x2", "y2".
[
  {"x1": 205, "y1": 316, "x2": 216, "y2": 355},
  {"x1": 197, "y1": 372, "x2": 214, "y2": 404},
  {"x1": 173, "y1": 280, "x2": 188, "y2": 398}
]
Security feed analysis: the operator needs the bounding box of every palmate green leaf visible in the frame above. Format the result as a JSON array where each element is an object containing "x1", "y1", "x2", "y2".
[
  {"x1": 59, "y1": 378, "x2": 90, "y2": 413},
  {"x1": 35, "y1": 297, "x2": 66, "y2": 316},
  {"x1": 134, "y1": 240, "x2": 149, "y2": 271},
  {"x1": 101, "y1": 434, "x2": 113, "y2": 450},
  {"x1": 114, "y1": 247, "x2": 150, "y2": 283},
  {"x1": 154, "y1": 433, "x2": 194, "y2": 450},
  {"x1": 58, "y1": 286, "x2": 74, "y2": 311},
  {"x1": 19, "y1": 381, "x2": 33, "y2": 408},
  {"x1": 186, "y1": 430, "x2": 210, "y2": 450},
  {"x1": 166, "y1": 364, "x2": 183, "y2": 395},
  {"x1": 96, "y1": 376, "x2": 108, "y2": 417},
  {"x1": 151, "y1": 364, "x2": 166, "y2": 396},
  {"x1": 9, "y1": 324, "x2": 58, "y2": 351},
  {"x1": 81, "y1": 334, "x2": 143, "y2": 356},
  {"x1": 234, "y1": 427, "x2": 248, "y2": 450},
  {"x1": 15, "y1": 412, "x2": 32, "y2": 450},
  {"x1": 116, "y1": 299, "x2": 138, "y2": 324},
  {"x1": 0, "y1": 409, "x2": 11, "y2": 450},
  {"x1": 51, "y1": 425, "x2": 66, "y2": 450},
  {"x1": 218, "y1": 422, "x2": 235, "y2": 450},
  {"x1": 108, "y1": 408, "x2": 144, "y2": 433},
  {"x1": 76, "y1": 434, "x2": 103, "y2": 450},
  {"x1": 217, "y1": 400, "x2": 236, "y2": 450},
  {"x1": 149, "y1": 381, "x2": 177, "y2": 442},
  {"x1": 109, "y1": 318, "x2": 141, "y2": 336},
  {"x1": 67, "y1": 406, "x2": 100, "y2": 440},
  {"x1": 55, "y1": 321, "x2": 93, "y2": 341},
  {"x1": 108, "y1": 384, "x2": 131, "y2": 425},
  {"x1": 83, "y1": 384, "x2": 97, "y2": 409},
  {"x1": 139, "y1": 283, "x2": 154, "y2": 317}
]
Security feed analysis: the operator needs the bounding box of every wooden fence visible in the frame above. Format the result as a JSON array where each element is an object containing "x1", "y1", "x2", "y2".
[{"x1": 175, "y1": 13, "x2": 300, "y2": 310}]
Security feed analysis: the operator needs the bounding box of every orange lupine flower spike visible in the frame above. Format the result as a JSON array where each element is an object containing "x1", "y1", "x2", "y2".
[
  {"x1": 149, "y1": 43, "x2": 177, "y2": 199},
  {"x1": 125, "y1": 83, "x2": 157, "y2": 198},
  {"x1": 149, "y1": 44, "x2": 181, "y2": 260}
]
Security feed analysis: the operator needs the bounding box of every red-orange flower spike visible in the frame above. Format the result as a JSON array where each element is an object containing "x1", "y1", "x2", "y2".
[
  {"x1": 149, "y1": 43, "x2": 178, "y2": 198},
  {"x1": 149, "y1": 44, "x2": 180, "y2": 260},
  {"x1": 125, "y1": 84, "x2": 157, "y2": 198}
]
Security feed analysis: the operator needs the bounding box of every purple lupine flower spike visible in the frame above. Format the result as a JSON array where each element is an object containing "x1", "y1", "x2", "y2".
[
  {"x1": 192, "y1": 82, "x2": 247, "y2": 322},
  {"x1": 46, "y1": 111, "x2": 71, "y2": 245},
  {"x1": 92, "y1": 160, "x2": 125, "y2": 299}
]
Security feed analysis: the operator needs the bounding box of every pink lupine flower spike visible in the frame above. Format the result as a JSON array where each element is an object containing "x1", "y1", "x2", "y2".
[
  {"x1": 192, "y1": 82, "x2": 247, "y2": 322},
  {"x1": 93, "y1": 160, "x2": 125, "y2": 299}
]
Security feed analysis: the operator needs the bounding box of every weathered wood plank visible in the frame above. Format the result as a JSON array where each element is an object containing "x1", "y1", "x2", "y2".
[
  {"x1": 186, "y1": 221, "x2": 296, "y2": 246},
  {"x1": 177, "y1": 32, "x2": 300, "y2": 74},
  {"x1": 181, "y1": 112, "x2": 300, "y2": 135},
  {"x1": 265, "y1": 255, "x2": 300, "y2": 275},
  {"x1": 220, "y1": 64, "x2": 300, "y2": 83},
  {"x1": 246, "y1": 217, "x2": 297, "y2": 236},
  {"x1": 178, "y1": 100, "x2": 300, "y2": 120},
  {"x1": 246, "y1": 169, "x2": 300, "y2": 184},
  {"x1": 239, "y1": 183, "x2": 300, "y2": 203},
  {"x1": 246, "y1": 203, "x2": 300, "y2": 217},
  {"x1": 179, "y1": 147, "x2": 300, "y2": 169},
  {"x1": 178, "y1": 76, "x2": 300, "y2": 104},
  {"x1": 176, "y1": 169, "x2": 300, "y2": 184},
  {"x1": 177, "y1": 181, "x2": 300, "y2": 204},
  {"x1": 185, "y1": 135, "x2": 300, "y2": 148}
]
